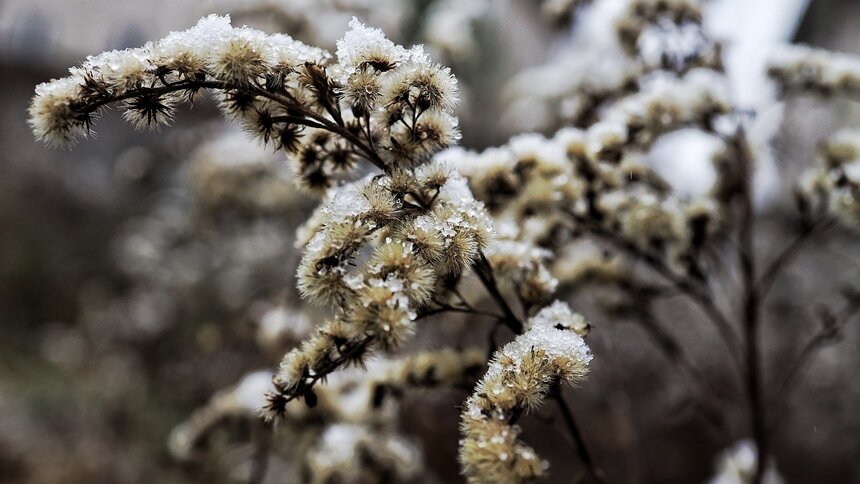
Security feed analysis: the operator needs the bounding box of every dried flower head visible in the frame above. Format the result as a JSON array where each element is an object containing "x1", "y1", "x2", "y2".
[
  {"x1": 768, "y1": 44, "x2": 860, "y2": 98},
  {"x1": 459, "y1": 302, "x2": 592, "y2": 483},
  {"x1": 800, "y1": 129, "x2": 860, "y2": 230}
]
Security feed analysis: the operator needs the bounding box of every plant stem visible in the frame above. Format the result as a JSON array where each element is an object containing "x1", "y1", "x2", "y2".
[
  {"x1": 637, "y1": 308, "x2": 726, "y2": 432},
  {"x1": 551, "y1": 384, "x2": 606, "y2": 484},
  {"x1": 732, "y1": 131, "x2": 767, "y2": 484},
  {"x1": 768, "y1": 291, "x2": 860, "y2": 434},
  {"x1": 416, "y1": 304, "x2": 503, "y2": 320},
  {"x1": 757, "y1": 217, "x2": 835, "y2": 299},
  {"x1": 474, "y1": 251, "x2": 524, "y2": 334},
  {"x1": 561, "y1": 207, "x2": 744, "y2": 373},
  {"x1": 74, "y1": 78, "x2": 390, "y2": 172}
]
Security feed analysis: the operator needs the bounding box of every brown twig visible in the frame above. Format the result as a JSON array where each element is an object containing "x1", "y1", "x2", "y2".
[
  {"x1": 416, "y1": 304, "x2": 503, "y2": 320},
  {"x1": 474, "y1": 251, "x2": 525, "y2": 334},
  {"x1": 267, "y1": 335, "x2": 374, "y2": 414},
  {"x1": 635, "y1": 307, "x2": 727, "y2": 433},
  {"x1": 551, "y1": 384, "x2": 606, "y2": 484},
  {"x1": 756, "y1": 217, "x2": 836, "y2": 299},
  {"x1": 768, "y1": 290, "x2": 860, "y2": 434},
  {"x1": 730, "y1": 130, "x2": 768, "y2": 484},
  {"x1": 561, "y1": 207, "x2": 744, "y2": 373},
  {"x1": 71, "y1": 77, "x2": 390, "y2": 172}
]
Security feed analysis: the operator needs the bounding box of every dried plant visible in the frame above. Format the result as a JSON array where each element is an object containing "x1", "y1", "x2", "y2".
[{"x1": 26, "y1": 2, "x2": 860, "y2": 483}]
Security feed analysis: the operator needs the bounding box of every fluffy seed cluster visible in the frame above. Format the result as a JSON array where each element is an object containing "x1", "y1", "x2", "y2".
[
  {"x1": 170, "y1": 349, "x2": 484, "y2": 483},
  {"x1": 800, "y1": 129, "x2": 860, "y2": 230},
  {"x1": 599, "y1": 69, "x2": 730, "y2": 147},
  {"x1": 616, "y1": 0, "x2": 717, "y2": 71},
  {"x1": 335, "y1": 19, "x2": 461, "y2": 164},
  {"x1": 28, "y1": 15, "x2": 460, "y2": 192},
  {"x1": 568, "y1": 125, "x2": 722, "y2": 269},
  {"x1": 505, "y1": 0, "x2": 719, "y2": 131},
  {"x1": 442, "y1": 133, "x2": 583, "y2": 304},
  {"x1": 484, "y1": 239, "x2": 558, "y2": 307},
  {"x1": 446, "y1": 133, "x2": 583, "y2": 251},
  {"x1": 498, "y1": 1, "x2": 738, "y2": 278},
  {"x1": 768, "y1": 44, "x2": 860, "y2": 98},
  {"x1": 268, "y1": 161, "x2": 491, "y2": 417},
  {"x1": 29, "y1": 13, "x2": 490, "y2": 431},
  {"x1": 769, "y1": 45, "x2": 860, "y2": 230},
  {"x1": 459, "y1": 301, "x2": 592, "y2": 483},
  {"x1": 446, "y1": 122, "x2": 723, "y2": 281},
  {"x1": 30, "y1": 15, "x2": 319, "y2": 145}
]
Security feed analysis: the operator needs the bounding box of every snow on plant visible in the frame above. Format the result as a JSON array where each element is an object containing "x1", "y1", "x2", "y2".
[
  {"x1": 459, "y1": 302, "x2": 592, "y2": 483},
  {"x1": 170, "y1": 349, "x2": 486, "y2": 482},
  {"x1": 28, "y1": 2, "x2": 860, "y2": 483},
  {"x1": 29, "y1": 14, "x2": 590, "y2": 480}
]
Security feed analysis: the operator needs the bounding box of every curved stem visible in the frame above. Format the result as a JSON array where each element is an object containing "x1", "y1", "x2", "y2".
[
  {"x1": 551, "y1": 384, "x2": 606, "y2": 484},
  {"x1": 269, "y1": 335, "x2": 373, "y2": 412},
  {"x1": 561, "y1": 208, "x2": 744, "y2": 373},
  {"x1": 730, "y1": 131, "x2": 767, "y2": 484},
  {"x1": 416, "y1": 305, "x2": 503, "y2": 321},
  {"x1": 636, "y1": 308, "x2": 727, "y2": 432},
  {"x1": 474, "y1": 252, "x2": 524, "y2": 334},
  {"x1": 756, "y1": 217, "x2": 835, "y2": 299},
  {"x1": 768, "y1": 291, "x2": 860, "y2": 434},
  {"x1": 73, "y1": 77, "x2": 390, "y2": 172}
]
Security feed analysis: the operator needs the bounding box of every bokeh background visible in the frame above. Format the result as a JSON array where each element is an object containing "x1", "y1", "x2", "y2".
[{"x1": 1, "y1": 1, "x2": 859, "y2": 482}]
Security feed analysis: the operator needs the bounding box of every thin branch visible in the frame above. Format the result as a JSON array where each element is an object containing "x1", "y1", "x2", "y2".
[
  {"x1": 268, "y1": 335, "x2": 373, "y2": 412},
  {"x1": 416, "y1": 304, "x2": 503, "y2": 321},
  {"x1": 635, "y1": 308, "x2": 727, "y2": 433},
  {"x1": 245, "y1": 84, "x2": 389, "y2": 171},
  {"x1": 72, "y1": 77, "x2": 390, "y2": 172},
  {"x1": 551, "y1": 384, "x2": 606, "y2": 484},
  {"x1": 474, "y1": 251, "x2": 525, "y2": 334},
  {"x1": 561, "y1": 207, "x2": 744, "y2": 372},
  {"x1": 74, "y1": 78, "x2": 208, "y2": 111},
  {"x1": 756, "y1": 217, "x2": 836, "y2": 299},
  {"x1": 269, "y1": 115, "x2": 328, "y2": 130},
  {"x1": 730, "y1": 130, "x2": 768, "y2": 484},
  {"x1": 768, "y1": 291, "x2": 860, "y2": 433}
]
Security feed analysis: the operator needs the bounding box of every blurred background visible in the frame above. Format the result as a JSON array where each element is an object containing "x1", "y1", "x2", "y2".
[{"x1": 1, "y1": 0, "x2": 859, "y2": 482}]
